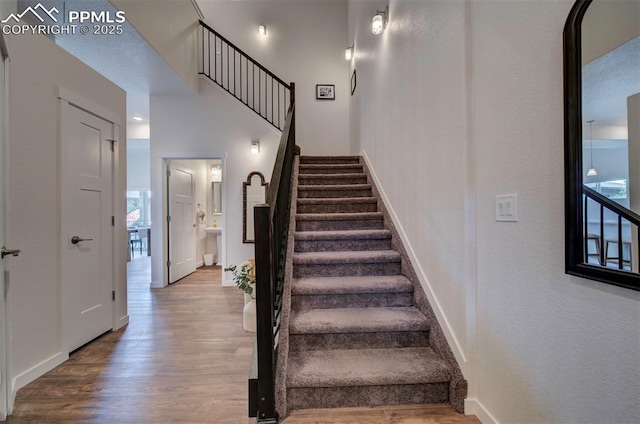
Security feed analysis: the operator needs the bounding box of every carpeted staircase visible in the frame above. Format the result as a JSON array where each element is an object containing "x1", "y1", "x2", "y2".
[{"x1": 283, "y1": 155, "x2": 466, "y2": 413}]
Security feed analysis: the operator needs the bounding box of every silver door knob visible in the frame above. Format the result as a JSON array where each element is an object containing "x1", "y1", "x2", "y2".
[
  {"x1": 1, "y1": 247, "x2": 21, "y2": 258},
  {"x1": 70, "y1": 236, "x2": 94, "y2": 245}
]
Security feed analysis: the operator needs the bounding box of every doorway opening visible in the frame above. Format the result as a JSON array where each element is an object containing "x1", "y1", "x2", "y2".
[
  {"x1": 126, "y1": 138, "x2": 151, "y2": 291},
  {"x1": 165, "y1": 158, "x2": 225, "y2": 285}
]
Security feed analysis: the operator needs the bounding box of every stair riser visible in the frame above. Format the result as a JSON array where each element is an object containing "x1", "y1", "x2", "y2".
[
  {"x1": 297, "y1": 202, "x2": 377, "y2": 214},
  {"x1": 293, "y1": 262, "x2": 401, "y2": 278},
  {"x1": 299, "y1": 176, "x2": 368, "y2": 186},
  {"x1": 300, "y1": 157, "x2": 360, "y2": 165},
  {"x1": 299, "y1": 166, "x2": 363, "y2": 175},
  {"x1": 298, "y1": 188, "x2": 372, "y2": 198},
  {"x1": 287, "y1": 383, "x2": 449, "y2": 410},
  {"x1": 296, "y1": 219, "x2": 384, "y2": 232},
  {"x1": 291, "y1": 292, "x2": 413, "y2": 310},
  {"x1": 295, "y1": 238, "x2": 391, "y2": 253},
  {"x1": 289, "y1": 331, "x2": 429, "y2": 351}
]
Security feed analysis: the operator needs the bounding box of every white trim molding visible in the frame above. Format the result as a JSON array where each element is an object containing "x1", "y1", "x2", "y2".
[
  {"x1": 12, "y1": 352, "x2": 68, "y2": 394},
  {"x1": 465, "y1": 398, "x2": 499, "y2": 424}
]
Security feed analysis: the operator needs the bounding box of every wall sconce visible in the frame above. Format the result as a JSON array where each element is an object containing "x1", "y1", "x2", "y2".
[
  {"x1": 250, "y1": 139, "x2": 260, "y2": 155},
  {"x1": 345, "y1": 45, "x2": 354, "y2": 61},
  {"x1": 258, "y1": 23, "x2": 267, "y2": 37},
  {"x1": 372, "y1": 6, "x2": 389, "y2": 35},
  {"x1": 211, "y1": 165, "x2": 222, "y2": 182}
]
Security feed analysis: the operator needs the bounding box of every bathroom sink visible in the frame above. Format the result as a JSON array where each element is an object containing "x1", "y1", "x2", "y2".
[{"x1": 204, "y1": 227, "x2": 222, "y2": 235}]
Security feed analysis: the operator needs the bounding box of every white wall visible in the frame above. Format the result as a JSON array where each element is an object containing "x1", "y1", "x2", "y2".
[
  {"x1": 198, "y1": 0, "x2": 350, "y2": 156},
  {"x1": 7, "y1": 33, "x2": 127, "y2": 396},
  {"x1": 150, "y1": 79, "x2": 279, "y2": 287},
  {"x1": 348, "y1": 0, "x2": 640, "y2": 423},
  {"x1": 348, "y1": 0, "x2": 470, "y2": 373},
  {"x1": 127, "y1": 139, "x2": 150, "y2": 191},
  {"x1": 111, "y1": 0, "x2": 201, "y2": 92}
]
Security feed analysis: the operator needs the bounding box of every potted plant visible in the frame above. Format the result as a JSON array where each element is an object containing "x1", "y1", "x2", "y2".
[{"x1": 224, "y1": 259, "x2": 256, "y2": 332}]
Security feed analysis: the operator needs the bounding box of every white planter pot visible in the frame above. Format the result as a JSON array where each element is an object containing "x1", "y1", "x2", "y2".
[{"x1": 243, "y1": 298, "x2": 256, "y2": 332}]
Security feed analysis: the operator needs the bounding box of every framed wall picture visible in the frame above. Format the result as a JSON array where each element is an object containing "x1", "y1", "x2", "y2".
[
  {"x1": 351, "y1": 70, "x2": 357, "y2": 96},
  {"x1": 316, "y1": 84, "x2": 335, "y2": 100}
]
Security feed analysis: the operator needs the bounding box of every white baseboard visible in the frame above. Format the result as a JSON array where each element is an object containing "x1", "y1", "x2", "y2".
[
  {"x1": 12, "y1": 351, "x2": 68, "y2": 394},
  {"x1": 150, "y1": 280, "x2": 164, "y2": 289},
  {"x1": 196, "y1": 261, "x2": 204, "y2": 268},
  {"x1": 117, "y1": 314, "x2": 129, "y2": 330},
  {"x1": 362, "y1": 152, "x2": 468, "y2": 373},
  {"x1": 465, "y1": 399, "x2": 498, "y2": 424}
]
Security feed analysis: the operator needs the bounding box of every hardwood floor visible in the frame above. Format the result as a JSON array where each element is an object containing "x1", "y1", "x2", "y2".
[{"x1": 5, "y1": 254, "x2": 479, "y2": 423}]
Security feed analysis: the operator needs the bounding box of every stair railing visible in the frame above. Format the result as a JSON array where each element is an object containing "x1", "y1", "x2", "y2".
[
  {"x1": 583, "y1": 185, "x2": 640, "y2": 274},
  {"x1": 253, "y1": 88, "x2": 296, "y2": 423},
  {"x1": 199, "y1": 20, "x2": 291, "y2": 131}
]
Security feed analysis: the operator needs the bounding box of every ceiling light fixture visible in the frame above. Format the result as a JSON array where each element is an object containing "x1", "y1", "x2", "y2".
[
  {"x1": 586, "y1": 119, "x2": 597, "y2": 177},
  {"x1": 132, "y1": 115, "x2": 143, "y2": 121},
  {"x1": 372, "y1": 6, "x2": 388, "y2": 35}
]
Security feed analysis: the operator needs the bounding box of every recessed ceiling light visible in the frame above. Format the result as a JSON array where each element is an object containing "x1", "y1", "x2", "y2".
[{"x1": 132, "y1": 115, "x2": 143, "y2": 121}]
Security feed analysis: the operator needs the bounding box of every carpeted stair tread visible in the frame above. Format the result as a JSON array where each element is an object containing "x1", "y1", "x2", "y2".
[
  {"x1": 298, "y1": 173, "x2": 368, "y2": 185},
  {"x1": 294, "y1": 229, "x2": 391, "y2": 241},
  {"x1": 299, "y1": 164, "x2": 364, "y2": 174},
  {"x1": 290, "y1": 307, "x2": 428, "y2": 334},
  {"x1": 293, "y1": 250, "x2": 401, "y2": 265},
  {"x1": 298, "y1": 184, "x2": 372, "y2": 192},
  {"x1": 300, "y1": 156, "x2": 361, "y2": 164},
  {"x1": 297, "y1": 197, "x2": 377, "y2": 205},
  {"x1": 296, "y1": 212, "x2": 383, "y2": 221},
  {"x1": 287, "y1": 347, "x2": 450, "y2": 388},
  {"x1": 292, "y1": 275, "x2": 414, "y2": 295}
]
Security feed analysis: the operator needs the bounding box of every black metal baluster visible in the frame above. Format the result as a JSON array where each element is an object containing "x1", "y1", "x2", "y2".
[
  {"x1": 618, "y1": 216, "x2": 623, "y2": 269},
  {"x1": 599, "y1": 203, "x2": 604, "y2": 266}
]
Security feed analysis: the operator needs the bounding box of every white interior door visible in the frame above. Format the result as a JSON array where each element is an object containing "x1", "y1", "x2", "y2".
[
  {"x1": 168, "y1": 162, "x2": 196, "y2": 283},
  {"x1": 0, "y1": 45, "x2": 9, "y2": 421},
  {"x1": 61, "y1": 102, "x2": 114, "y2": 353}
]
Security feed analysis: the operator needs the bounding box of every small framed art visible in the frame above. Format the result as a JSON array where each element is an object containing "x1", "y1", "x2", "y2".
[{"x1": 316, "y1": 84, "x2": 335, "y2": 100}]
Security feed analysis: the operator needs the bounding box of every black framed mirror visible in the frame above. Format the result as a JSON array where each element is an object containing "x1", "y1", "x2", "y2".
[
  {"x1": 563, "y1": 0, "x2": 640, "y2": 291},
  {"x1": 243, "y1": 171, "x2": 268, "y2": 243}
]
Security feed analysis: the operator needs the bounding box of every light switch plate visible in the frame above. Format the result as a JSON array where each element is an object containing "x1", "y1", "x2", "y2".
[{"x1": 496, "y1": 194, "x2": 518, "y2": 222}]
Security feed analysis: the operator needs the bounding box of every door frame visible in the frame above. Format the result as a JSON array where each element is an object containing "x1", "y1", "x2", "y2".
[
  {"x1": 0, "y1": 33, "x2": 9, "y2": 420},
  {"x1": 155, "y1": 155, "x2": 226, "y2": 287},
  {"x1": 57, "y1": 87, "x2": 124, "y2": 349}
]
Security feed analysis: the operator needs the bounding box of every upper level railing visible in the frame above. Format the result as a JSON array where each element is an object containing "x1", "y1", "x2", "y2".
[
  {"x1": 583, "y1": 186, "x2": 640, "y2": 276},
  {"x1": 253, "y1": 99, "x2": 296, "y2": 423},
  {"x1": 199, "y1": 20, "x2": 291, "y2": 131}
]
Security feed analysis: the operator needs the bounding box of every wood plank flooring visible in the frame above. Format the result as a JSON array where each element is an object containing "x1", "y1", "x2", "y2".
[{"x1": 5, "y1": 255, "x2": 479, "y2": 423}]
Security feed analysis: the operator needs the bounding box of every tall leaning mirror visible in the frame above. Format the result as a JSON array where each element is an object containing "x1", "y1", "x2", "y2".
[{"x1": 564, "y1": 0, "x2": 640, "y2": 291}]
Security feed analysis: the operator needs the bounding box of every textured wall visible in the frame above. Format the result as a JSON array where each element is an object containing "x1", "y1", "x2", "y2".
[
  {"x1": 349, "y1": 0, "x2": 640, "y2": 422},
  {"x1": 348, "y1": 0, "x2": 470, "y2": 373}
]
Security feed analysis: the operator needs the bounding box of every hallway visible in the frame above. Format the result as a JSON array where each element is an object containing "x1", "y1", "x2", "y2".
[{"x1": 6, "y1": 259, "x2": 255, "y2": 423}]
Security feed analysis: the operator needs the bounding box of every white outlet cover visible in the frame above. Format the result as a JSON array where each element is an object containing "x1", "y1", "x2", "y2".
[{"x1": 496, "y1": 194, "x2": 518, "y2": 222}]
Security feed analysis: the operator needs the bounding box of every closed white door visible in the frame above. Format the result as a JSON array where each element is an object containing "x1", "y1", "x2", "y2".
[
  {"x1": 168, "y1": 162, "x2": 197, "y2": 283},
  {"x1": 0, "y1": 48, "x2": 9, "y2": 420},
  {"x1": 61, "y1": 102, "x2": 114, "y2": 353}
]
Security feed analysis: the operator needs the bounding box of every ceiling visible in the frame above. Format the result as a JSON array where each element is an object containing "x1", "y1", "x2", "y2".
[
  {"x1": 582, "y1": 35, "x2": 640, "y2": 127},
  {"x1": 18, "y1": 0, "x2": 194, "y2": 123}
]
